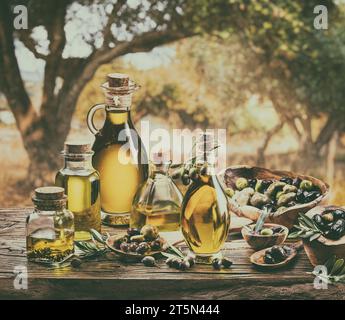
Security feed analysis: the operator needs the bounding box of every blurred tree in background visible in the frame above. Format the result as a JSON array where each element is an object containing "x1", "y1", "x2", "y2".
[
  {"x1": 0, "y1": 0, "x2": 234, "y2": 185},
  {"x1": 1, "y1": 0, "x2": 345, "y2": 188}
]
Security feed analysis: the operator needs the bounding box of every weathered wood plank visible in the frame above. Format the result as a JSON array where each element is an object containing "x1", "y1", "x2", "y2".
[{"x1": 0, "y1": 208, "x2": 341, "y2": 299}]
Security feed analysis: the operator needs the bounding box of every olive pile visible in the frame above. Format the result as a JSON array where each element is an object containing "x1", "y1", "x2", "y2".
[
  {"x1": 113, "y1": 225, "x2": 164, "y2": 255},
  {"x1": 171, "y1": 164, "x2": 208, "y2": 186},
  {"x1": 227, "y1": 176, "x2": 322, "y2": 213},
  {"x1": 263, "y1": 245, "x2": 292, "y2": 264},
  {"x1": 166, "y1": 255, "x2": 196, "y2": 270},
  {"x1": 312, "y1": 209, "x2": 345, "y2": 240}
]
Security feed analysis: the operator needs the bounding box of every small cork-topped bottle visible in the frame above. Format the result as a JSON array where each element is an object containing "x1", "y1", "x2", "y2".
[
  {"x1": 26, "y1": 187, "x2": 74, "y2": 265},
  {"x1": 55, "y1": 142, "x2": 101, "y2": 241},
  {"x1": 87, "y1": 73, "x2": 149, "y2": 226}
]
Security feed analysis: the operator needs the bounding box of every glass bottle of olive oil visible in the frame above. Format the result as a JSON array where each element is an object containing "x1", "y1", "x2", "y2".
[
  {"x1": 26, "y1": 187, "x2": 74, "y2": 265},
  {"x1": 87, "y1": 73, "x2": 148, "y2": 226},
  {"x1": 181, "y1": 133, "x2": 230, "y2": 263},
  {"x1": 55, "y1": 142, "x2": 101, "y2": 241},
  {"x1": 131, "y1": 151, "x2": 183, "y2": 232}
]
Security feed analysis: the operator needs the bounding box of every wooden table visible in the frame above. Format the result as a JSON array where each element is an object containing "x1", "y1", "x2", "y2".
[{"x1": 1, "y1": 208, "x2": 344, "y2": 300}]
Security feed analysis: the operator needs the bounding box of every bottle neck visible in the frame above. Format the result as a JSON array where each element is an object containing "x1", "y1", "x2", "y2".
[{"x1": 63, "y1": 155, "x2": 94, "y2": 171}]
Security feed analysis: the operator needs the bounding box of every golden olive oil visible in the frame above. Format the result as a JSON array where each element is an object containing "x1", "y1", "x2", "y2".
[
  {"x1": 131, "y1": 201, "x2": 181, "y2": 232},
  {"x1": 55, "y1": 171, "x2": 101, "y2": 240},
  {"x1": 92, "y1": 109, "x2": 148, "y2": 226},
  {"x1": 181, "y1": 175, "x2": 230, "y2": 256},
  {"x1": 27, "y1": 227, "x2": 74, "y2": 262}
]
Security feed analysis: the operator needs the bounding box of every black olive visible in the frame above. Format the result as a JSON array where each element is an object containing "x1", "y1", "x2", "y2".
[
  {"x1": 172, "y1": 258, "x2": 181, "y2": 269},
  {"x1": 71, "y1": 257, "x2": 82, "y2": 268},
  {"x1": 200, "y1": 165, "x2": 208, "y2": 176},
  {"x1": 271, "y1": 226, "x2": 283, "y2": 234},
  {"x1": 248, "y1": 178, "x2": 257, "y2": 189},
  {"x1": 280, "y1": 177, "x2": 293, "y2": 185},
  {"x1": 181, "y1": 174, "x2": 191, "y2": 186},
  {"x1": 313, "y1": 214, "x2": 324, "y2": 226},
  {"x1": 120, "y1": 242, "x2": 130, "y2": 252},
  {"x1": 261, "y1": 180, "x2": 273, "y2": 192},
  {"x1": 185, "y1": 255, "x2": 195, "y2": 267},
  {"x1": 142, "y1": 256, "x2": 156, "y2": 267},
  {"x1": 282, "y1": 245, "x2": 292, "y2": 256},
  {"x1": 270, "y1": 246, "x2": 287, "y2": 262},
  {"x1": 333, "y1": 209, "x2": 345, "y2": 220},
  {"x1": 166, "y1": 257, "x2": 177, "y2": 267},
  {"x1": 304, "y1": 191, "x2": 321, "y2": 203},
  {"x1": 327, "y1": 219, "x2": 345, "y2": 240},
  {"x1": 292, "y1": 177, "x2": 302, "y2": 188},
  {"x1": 129, "y1": 243, "x2": 138, "y2": 252},
  {"x1": 127, "y1": 228, "x2": 140, "y2": 237},
  {"x1": 212, "y1": 258, "x2": 222, "y2": 270},
  {"x1": 264, "y1": 254, "x2": 276, "y2": 264},
  {"x1": 150, "y1": 239, "x2": 162, "y2": 251},
  {"x1": 189, "y1": 168, "x2": 198, "y2": 180},
  {"x1": 136, "y1": 243, "x2": 150, "y2": 254},
  {"x1": 179, "y1": 260, "x2": 190, "y2": 270},
  {"x1": 221, "y1": 258, "x2": 233, "y2": 268}
]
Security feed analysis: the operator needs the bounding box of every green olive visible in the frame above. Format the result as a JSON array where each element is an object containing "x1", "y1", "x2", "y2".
[
  {"x1": 260, "y1": 228, "x2": 274, "y2": 236},
  {"x1": 140, "y1": 225, "x2": 159, "y2": 241},
  {"x1": 322, "y1": 213, "x2": 334, "y2": 222},
  {"x1": 235, "y1": 177, "x2": 249, "y2": 190},
  {"x1": 300, "y1": 180, "x2": 313, "y2": 191},
  {"x1": 276, "y1": 191, "x2": 284, "y2": 200},
  {"x1": 255, "y1": 180, "x2": 263, "y2": 192},
  {"x1": 130, "y1": 234, "x2": 145, "y2": 242},
  {"x1": 225, "y1": 187, "x2": 235, "y2": 198}
]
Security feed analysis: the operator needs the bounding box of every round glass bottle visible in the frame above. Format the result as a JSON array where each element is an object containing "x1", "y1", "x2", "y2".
[
  {"x1": 26, "y1": 187, "x2": 74, "y2": 265},
  {"x1": 55, "y1": 142, "x2": 101, "y2": 241},
  {"x1": 131, "y1": 151, "x2": 183, "y2": 232},
  {"x1": 181, "y1": 133, "x2": 230, "y2": 263}
]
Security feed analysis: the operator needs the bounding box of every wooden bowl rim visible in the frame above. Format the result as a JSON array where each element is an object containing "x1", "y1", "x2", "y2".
[
  {"x1": 219, "y1": 165, "x2": 330, "y2": 218},
  {"x1": 241, "y1": 223, "x2": 288, "y2": 238}
]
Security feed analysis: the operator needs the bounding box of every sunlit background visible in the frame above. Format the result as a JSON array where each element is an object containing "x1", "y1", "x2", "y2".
[{"x1": 0, "y1": 0, "x2": 344, "y2": 206}]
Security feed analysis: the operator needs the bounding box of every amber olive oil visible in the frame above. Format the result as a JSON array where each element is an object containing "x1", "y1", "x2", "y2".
[
  {"x1": 55, "y1": 142, "x2": 101, "y2": 241},
  {"x1": 131, "y1": 201, "x2": 181, "y2": 232},
  {"x1": 88, "y1": 75, "x2": 149, "y2": 226},
  {"x1": 55, "y1": 171, "x2": 101, "y2": 241}
]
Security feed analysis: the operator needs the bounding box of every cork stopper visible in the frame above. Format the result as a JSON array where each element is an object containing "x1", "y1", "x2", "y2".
[
  {"x1": 32, "y1": 186, "x2": 67, "y2": 210},
  {"x1": 107, "y1": 73, "x2": 130, "y2": 88},
  {"x1": 34, "y1": 187, "x2": 65, "y2": 200},
  {"x1": 63, "y1": 142, "x2": 92, "y2": 155}
]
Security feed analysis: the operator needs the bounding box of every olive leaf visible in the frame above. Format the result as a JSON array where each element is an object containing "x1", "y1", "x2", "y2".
[
  {"x1": 313, "y1": 256, "x2": 345, "y2": 284},
  {"x1": 90, "y1": 229, "x2": 106, "y2": 244},
  {"x1": 74, "y1": 230, "x2": 110, "y2": 260},
  {"x1": 165, "y1": 243, "x2": 185, "y2": 258},
  {"x1": 288, "y1": 213, "x2": 324, "y2": 241}
]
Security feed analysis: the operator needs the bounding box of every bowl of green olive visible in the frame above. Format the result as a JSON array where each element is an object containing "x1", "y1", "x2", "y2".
[
  {"x1": 302, "y1": 206, "x2": 345, "y2": 266},
  {"x1": 220, "y1": 165, "x2": 329, "y2": 229},
  {"x1": 242, "y1": 223, "x2": 289, "y2": 251}
]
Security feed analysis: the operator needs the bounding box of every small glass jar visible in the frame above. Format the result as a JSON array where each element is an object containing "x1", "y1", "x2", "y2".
[
  {"x1": 26, "y1": 187, "x2": 74, "y2": 265},
  {"x1": 131, "y1": 151, "x2": 183, "y2": 232},
  {"x1": 55, "y1": 142, "x2": 101, "y2": 241}
]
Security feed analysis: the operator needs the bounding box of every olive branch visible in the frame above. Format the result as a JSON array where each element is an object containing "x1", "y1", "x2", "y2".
[
  {"x1": 289, "y1": 213, "x2": 323, "y2": 242},
  {"x1": 312, "y1": 256, "x2": 345, "y2": 284}
]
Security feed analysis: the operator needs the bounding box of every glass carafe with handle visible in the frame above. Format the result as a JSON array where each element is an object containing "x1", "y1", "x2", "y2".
[{"x1": 87, "y1": 73, "x2": 149, "y2": 226}]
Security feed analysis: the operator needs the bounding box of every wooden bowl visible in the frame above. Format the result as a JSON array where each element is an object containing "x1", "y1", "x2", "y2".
[
  {"x1": 250, "y1": 244, "x2": 298, "y2": 270},
  {"x1": 105, "y1": 235, "x2": 167, "y2": 262},
  {"x1": 220, "y1": 165, "x2": 329, "y2": 229},
  {"x1": 303, "y1": 205, "x2": 345, "y2": 266},
  {"x1": 241, "y1": 223, "x2": 288, "y2": 251}
]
